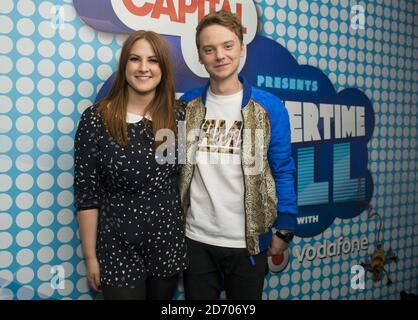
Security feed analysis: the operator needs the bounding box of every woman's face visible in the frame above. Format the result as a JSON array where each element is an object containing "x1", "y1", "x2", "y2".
[{"x1": 125, "y1": 38, "x2": 162, "y2": 98}]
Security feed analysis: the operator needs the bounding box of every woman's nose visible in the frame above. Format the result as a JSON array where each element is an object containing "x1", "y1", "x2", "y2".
[{"x1": 139, "y1": 61, "x2": 149, "y2": 72}]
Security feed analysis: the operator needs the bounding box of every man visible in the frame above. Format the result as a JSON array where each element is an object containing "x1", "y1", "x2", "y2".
[{"x1": 179, "y1": 10, "x2": 297, "y2": 300}]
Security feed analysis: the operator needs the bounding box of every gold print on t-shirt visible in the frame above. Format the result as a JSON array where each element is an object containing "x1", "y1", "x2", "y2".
[{"x1": 198, "y1": 119, "x2": 243, "y2": 154}]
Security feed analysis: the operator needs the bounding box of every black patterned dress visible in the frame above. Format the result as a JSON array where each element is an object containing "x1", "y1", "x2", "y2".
[{"x1": 74, "y1": 104, "x2": 187, "y2": 288}]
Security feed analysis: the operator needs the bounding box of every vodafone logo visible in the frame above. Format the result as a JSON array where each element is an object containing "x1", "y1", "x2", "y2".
[
  {"x1": 111, "y1": 0, "x2": 258, "y2": 77},
  {"x1": 268, "y1": 248, "x2": 290, "y2": 273}
]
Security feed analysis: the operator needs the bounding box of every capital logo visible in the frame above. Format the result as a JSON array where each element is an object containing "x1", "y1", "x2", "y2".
[{"x1": 74, "y1": 0, "x2": 258, "y2": 77}]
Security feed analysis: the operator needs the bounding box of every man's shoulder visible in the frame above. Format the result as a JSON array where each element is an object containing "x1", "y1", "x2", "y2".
[
  {"x1": 252, "y1": 87, "x2": 283, "y2": 107},
  {"x1": 250, "y1": 86, "x2": 284, "y2": 109},
  {"x1": 179, "y1": 87, "x2": 205, "y2": 103}
]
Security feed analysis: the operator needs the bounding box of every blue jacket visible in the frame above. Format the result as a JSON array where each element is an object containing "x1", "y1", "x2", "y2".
[{"x1": 179, "y1": 77, "x2": 297, "y2": 254}]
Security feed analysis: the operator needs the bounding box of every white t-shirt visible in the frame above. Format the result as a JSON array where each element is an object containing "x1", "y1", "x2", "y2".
[{"x1": 186, "y1": 88, "x2": 246, "y2": 248}]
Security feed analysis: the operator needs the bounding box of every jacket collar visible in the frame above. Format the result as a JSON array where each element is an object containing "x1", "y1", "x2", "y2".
[{"x1": 201, "y1": 76, "x2": 252, "y2": 108}]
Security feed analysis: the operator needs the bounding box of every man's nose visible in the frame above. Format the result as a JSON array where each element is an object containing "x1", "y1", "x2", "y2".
[{"x1": 215, "y1": 48, "x2": 225, "y2": 60}]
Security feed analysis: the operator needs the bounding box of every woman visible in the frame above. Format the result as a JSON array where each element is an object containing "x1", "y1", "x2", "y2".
[{"x1": 74, "y1": 30, "x2": 187, "y2": 300}]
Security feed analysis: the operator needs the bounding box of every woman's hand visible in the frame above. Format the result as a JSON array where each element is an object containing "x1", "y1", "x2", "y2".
[{"x1": 86, "y1": 257, "x2": 102, "y2": 292}]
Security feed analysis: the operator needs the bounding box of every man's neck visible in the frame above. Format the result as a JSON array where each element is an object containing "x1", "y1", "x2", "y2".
[{"x1": 209, "y1": 76, "x2": 242, "y2": 96}]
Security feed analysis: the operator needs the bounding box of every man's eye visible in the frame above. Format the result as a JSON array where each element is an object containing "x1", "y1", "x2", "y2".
[
  {"x1": 204, "y1": 48, "x2": 213, "y2": 54},
  {"x1": 225, "y1": 44, "x2": 233, "y2": 49}
]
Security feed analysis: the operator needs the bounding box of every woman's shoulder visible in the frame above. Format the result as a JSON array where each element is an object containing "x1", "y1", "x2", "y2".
[
  {"x1": 79, "y1": 103, "x2": 102, "y2": 122},
  {"x1": 76, "y1": 103, "x2": 105, "y2": 133}
]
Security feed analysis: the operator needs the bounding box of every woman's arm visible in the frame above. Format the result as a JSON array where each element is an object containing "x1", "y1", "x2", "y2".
[
  {"x1": 77, "y1": 208, "x2": 98, "y2": 260},
  {"x1": 77, "y1": 208, "x2": 101, "y2": 292},
  {"x1": 74, "y1": 106, "x2": 102, "y2": 292}
]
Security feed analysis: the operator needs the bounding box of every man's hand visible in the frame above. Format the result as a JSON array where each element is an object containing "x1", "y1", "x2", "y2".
[{"x1": 267, "y1": 234, "x2": 289, "y2": 256}]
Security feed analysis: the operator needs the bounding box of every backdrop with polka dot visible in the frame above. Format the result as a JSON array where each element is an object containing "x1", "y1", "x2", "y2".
[{"x1": 0, "y1": 0, "x2": 416, "y2": 300}]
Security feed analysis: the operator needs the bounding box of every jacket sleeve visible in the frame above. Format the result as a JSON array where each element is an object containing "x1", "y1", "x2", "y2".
[
  {"x1": 73, "y1": 106, "x2": 102, "y2": 211},
  {"x1": 174, "y1": 99, "x2": 187, "y2": 175},
  {"x1": 267, "y1": 98, "x2": 298, "y2": 231}
]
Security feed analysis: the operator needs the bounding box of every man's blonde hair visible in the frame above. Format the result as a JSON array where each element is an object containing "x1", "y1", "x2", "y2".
[{"x1": 195, "y1": 10, "x2": 244, "y2": 49}]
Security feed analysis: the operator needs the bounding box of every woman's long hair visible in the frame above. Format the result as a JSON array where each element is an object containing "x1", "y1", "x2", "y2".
[{"x1": 97, "y1": 30, "x2": 176, "y2": 148}]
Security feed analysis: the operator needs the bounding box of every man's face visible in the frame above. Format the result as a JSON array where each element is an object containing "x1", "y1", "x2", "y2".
[{"x1": 198, "y1": 24, "x2": 244, "y2": 83}]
